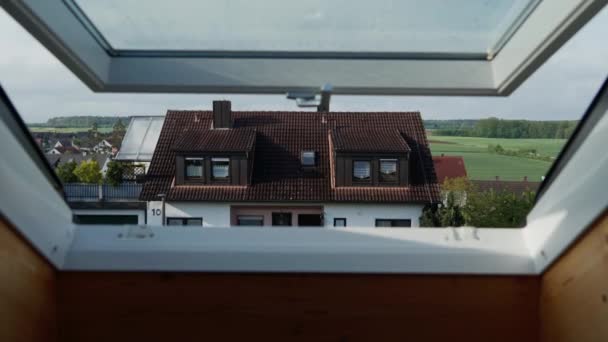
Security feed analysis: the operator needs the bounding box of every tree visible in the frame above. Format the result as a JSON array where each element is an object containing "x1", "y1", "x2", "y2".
[
  {"x1": 89, "y1": 121, "x2": 99, "y2": 139},
  {"x1": 73, "y1": 160, "x2": 102, "y2": 184},
  {"x1": 113, "y1": 118, "x2": 126, "y2": 135},
  {"x1": 55, "y1": 161, "x2": 78, "y2": 183},
  {"x1": 109, "y1": 118, "x2": 126, "y2": 149},
  {"x1": 420, "y1": 178, "x2": 535, "y2": 228},
  {"x1": 105, "y1": 160, "x2": 126, "y2": 186}
]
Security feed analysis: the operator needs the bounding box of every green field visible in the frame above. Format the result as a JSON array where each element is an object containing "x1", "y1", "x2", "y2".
[
  {"x1": 430, "y1": 135, "x2": 567, "y2": 181},
  {"x1": 28, "y1": 126, "x2": 113, "y2": 133}
]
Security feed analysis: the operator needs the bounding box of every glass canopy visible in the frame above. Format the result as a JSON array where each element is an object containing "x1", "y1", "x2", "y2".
[
  {"x1": 73, "y1": 0, "x2": 538, "y2": 58},
  {"x1": 115, "y1": 116, "x2": 165, "y2": 162}
]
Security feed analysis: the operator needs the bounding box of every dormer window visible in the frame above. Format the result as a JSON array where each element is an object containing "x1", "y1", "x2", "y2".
[
  {"x1": 353, "y1": 160, "x2": 371, "y2": 183},
  {"x1": 211, "y1": 157, "x2": 230, "y2": 181},
  {"x1": 185, "y1": 157, "x2": 204, "y2": 179},
  {"x1": 301, "y1": 151, "x2": 316, "y2": 167},
  {"x1": 379, "y1": 159, "x2": 398, "y2": 183}
]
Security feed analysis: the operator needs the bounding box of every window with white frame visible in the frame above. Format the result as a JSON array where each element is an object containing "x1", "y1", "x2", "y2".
[
  {"x1": 211, "y1": 157, "x2": 230, "y2": 180},
  {"x1": 379, "y1": 159, "x2": 398, "y2": 183},
  {"x1": 353, "y1": 160, "x2": 371, "y2": 183},
  {"x1": 185, "y1": 157, "x2": 204, "y2": 179}
]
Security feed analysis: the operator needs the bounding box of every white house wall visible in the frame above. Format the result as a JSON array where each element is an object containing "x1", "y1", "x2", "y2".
[
  {"x1": 323, "y1": 203, "x2": 424, "y2": 227},
  {"x1": 147, "y1": 201, "x2": 232, "y2": 226},
  {"x1": 148, "y1": 201, "x2": 424, "y2": 227}
]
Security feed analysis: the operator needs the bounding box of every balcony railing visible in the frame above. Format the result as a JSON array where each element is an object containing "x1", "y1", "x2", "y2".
[{"x1": 64, "y1": 183, "x2": 142, "y2": 202}]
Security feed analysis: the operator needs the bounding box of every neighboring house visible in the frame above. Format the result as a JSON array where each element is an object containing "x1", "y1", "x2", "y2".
[
  {"x1": 47, "y1": 145, "x2": 80, "y2": 155},
  {"x1": 58, "y1": 153, "x2": 144, "y2": 224},
  {"x1": 53, "y1": 138, "x2": 77, "y2": 149},
  {"x1": 93, "y1": 139, "x2": 113, "y2": 154},
  {"x1": 432, "y1": 155, "x2": 468, "y2": 183},
  {"x1": 472, "y1": 177, "x2": 541, "y2": 196},
  {"x1": 141, "y1": 101, "x2": 440, "y2": 227}
]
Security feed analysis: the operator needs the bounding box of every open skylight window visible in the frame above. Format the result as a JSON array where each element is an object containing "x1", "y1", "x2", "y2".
[
  {"x1": 2, "y1": 0, "x2": 606, "y2": 95},
  {"x1": 73, "y1": 0, "x2": 536, "y2": 57},
  {"x1": 0, "y1": 0, "x2": 607, "y2": 276}
]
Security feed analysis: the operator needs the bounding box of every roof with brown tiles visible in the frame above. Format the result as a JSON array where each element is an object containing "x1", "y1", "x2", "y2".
[
  {"x1": 141, "y1": 111, "x2": 440, "y2": 203},
  {"x1": 172, "y1": 128, "x2": 256, "y2": 153},
  {"x1": 331, "y1": 128, "x2": 410, "y2": 153},
  {"x1": 432, "y1": 156, "x2": 468, "y2": 183}
]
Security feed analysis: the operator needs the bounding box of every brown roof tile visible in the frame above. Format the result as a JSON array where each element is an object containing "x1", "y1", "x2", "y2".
[
  {"x1": 331, "y1": 128, "x2": 410, "y2": 153},
  {"x1": 172, "y1": 128, "x2": 255, "y2": 153},
  {"x1": 432, "y1": 156, "x2": 468, "y2": 183},
  {"x1": 141, "y1": 111, "x2": 439, "y2": 203}
]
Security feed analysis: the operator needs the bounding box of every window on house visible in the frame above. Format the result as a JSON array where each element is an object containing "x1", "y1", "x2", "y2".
[
  {"x1": 237, "y1": 215, "x2": 264, "y2": 226},
  {"x1": 211, "y1": 157, "x2": 230, "y2": 180},
  {"x1": 353, "y1": 160, "x2": 371, "y2": 183},
  {"x1": 379, "y1": 159, "x2": 398, "y2": 183},
  {"x1": 334, "y1": 218, "x2": 347, "y2": 227},
  {"x1": 185, "y1": 157, "x2": 204, "y2": 179},
  {"x1": 272, "y1": 212, "x2": 292, "y2": 226},
  {"x1": 166, "y1": 217, "x2": 203, "y2": 226},
  {"x1": 375, "y1": 219, "x2": 412, "y2": 228},
  {"x1": 297, "y1": 214, "x2": 323, "y2": 226},
  {"x1": 301, "y1": 151, "x2": 316, "y2": 166}
]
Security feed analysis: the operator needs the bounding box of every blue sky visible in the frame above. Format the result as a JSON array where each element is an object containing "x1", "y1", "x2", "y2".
[{"x1": 0, "y1": 5, "x2": 607, "y2": 123}]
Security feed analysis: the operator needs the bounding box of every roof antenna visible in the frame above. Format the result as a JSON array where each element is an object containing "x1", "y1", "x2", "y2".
[{"x1": 286, "y1": 83, "x2": 333, "y2": 112}]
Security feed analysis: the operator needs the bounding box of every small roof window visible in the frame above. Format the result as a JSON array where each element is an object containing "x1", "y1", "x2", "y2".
[{"x1": 301, "y1": 151, "x2": 316, "y2": 166}]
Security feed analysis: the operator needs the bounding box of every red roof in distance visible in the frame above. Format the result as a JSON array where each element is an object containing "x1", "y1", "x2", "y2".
[{"x1": 432, "y1": 155, "x2": 468, "y2": 183}]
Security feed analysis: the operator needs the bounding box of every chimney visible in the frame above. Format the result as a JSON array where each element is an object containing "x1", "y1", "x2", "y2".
[
  {"x1": 213, "y1": 100, "x2": 232, "y2": 129},
  {"x1": 317, "y1": 83, "x2": 332, "y2": 112},
  {"x1": 523, "y1": 176, "x2": 528, "y2": 182},
  {"x1": 495, "y1": 176, "x2": 500, "y2": 181}
]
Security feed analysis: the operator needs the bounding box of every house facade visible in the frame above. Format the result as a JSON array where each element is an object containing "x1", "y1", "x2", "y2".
[{"x1": 141, "y1": 101, "x2": 440, "y2": 227}]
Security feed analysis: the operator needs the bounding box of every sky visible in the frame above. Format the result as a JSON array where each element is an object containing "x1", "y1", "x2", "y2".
[{"x1": 0, "y1": 6, "x2": 607, "y2": 123}]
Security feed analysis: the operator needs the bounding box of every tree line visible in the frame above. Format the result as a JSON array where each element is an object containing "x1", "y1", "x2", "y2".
[
  {"x1": 30, "y1": 116, "x2": 123, "y2": 128},
  {"x1": 432, "y1": 118, "x2": 578, "y2": 139}
]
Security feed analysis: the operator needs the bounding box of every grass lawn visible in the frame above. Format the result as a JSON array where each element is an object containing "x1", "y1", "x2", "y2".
[
  {"x1": 434, "y1": 151, "x2": 551, "y2": 181},
  {"x1": 430, "y1": 135, "x2": 567, "y2": 181},
  {"x1": 28, "y1": 126, "x2": 113, "y2": 133},
  {"x1": 429, "y1": 135, "x2": 566, "y2": 157}
]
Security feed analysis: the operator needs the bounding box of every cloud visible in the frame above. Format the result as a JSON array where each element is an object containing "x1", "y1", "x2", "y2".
[{"x1": 0, "y1": 5, "x2": 607, "y2": 122}]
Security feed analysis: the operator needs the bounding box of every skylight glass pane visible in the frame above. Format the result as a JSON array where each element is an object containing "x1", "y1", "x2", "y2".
[{"x1": 74, "y1": 0, "x2": 537, "y2": 56}]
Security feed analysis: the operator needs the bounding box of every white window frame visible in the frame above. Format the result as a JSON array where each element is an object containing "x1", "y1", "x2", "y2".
[
  {"x1": 1, "y1": 79, "x2": 606, "y2": 274},
  {"x1": 1, "y1": 0, "x2": 607, "y2": 274},
  {"x1": 184, "y1": 157, "x2": 204, "y2": 179},
  {"x1": 210, "y1": 157, "x2": 230, "y2": 180},
  {"x1": 1, "y1": 0, "x2": 606, "y2": 96}
]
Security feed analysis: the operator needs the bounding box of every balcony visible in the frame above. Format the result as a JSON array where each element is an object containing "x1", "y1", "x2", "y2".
[{"x1": 64, "y1": 183, "x2": 143, "y2": 202}]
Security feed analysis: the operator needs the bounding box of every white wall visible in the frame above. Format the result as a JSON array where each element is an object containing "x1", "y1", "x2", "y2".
[
  {"x1": 72, "y1": 209, "x2": 146, "y2": 224},
  {"x1": 324, "y1": 203, "x2": 424, "y2": 227},
  {"x1": 148, "y1": 201, "x2": 231, "y2": 226},
  {"x1": 148, "y1": 201, "x2": 423, "y2": 227}
]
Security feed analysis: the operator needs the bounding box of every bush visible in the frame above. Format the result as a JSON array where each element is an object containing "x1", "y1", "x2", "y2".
[
  {"x1": 105, "y1": 160, "x2": 125, "y2": 186},
  {"x1": 55, "y1": 161, "x2": 78, "y2": 183},
  {"x1": 420, "y1": 177, "x2": 535, "y2": 228},
  {"x1": 73, "y1": 160, "x2": 102, "y2": 184}
]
